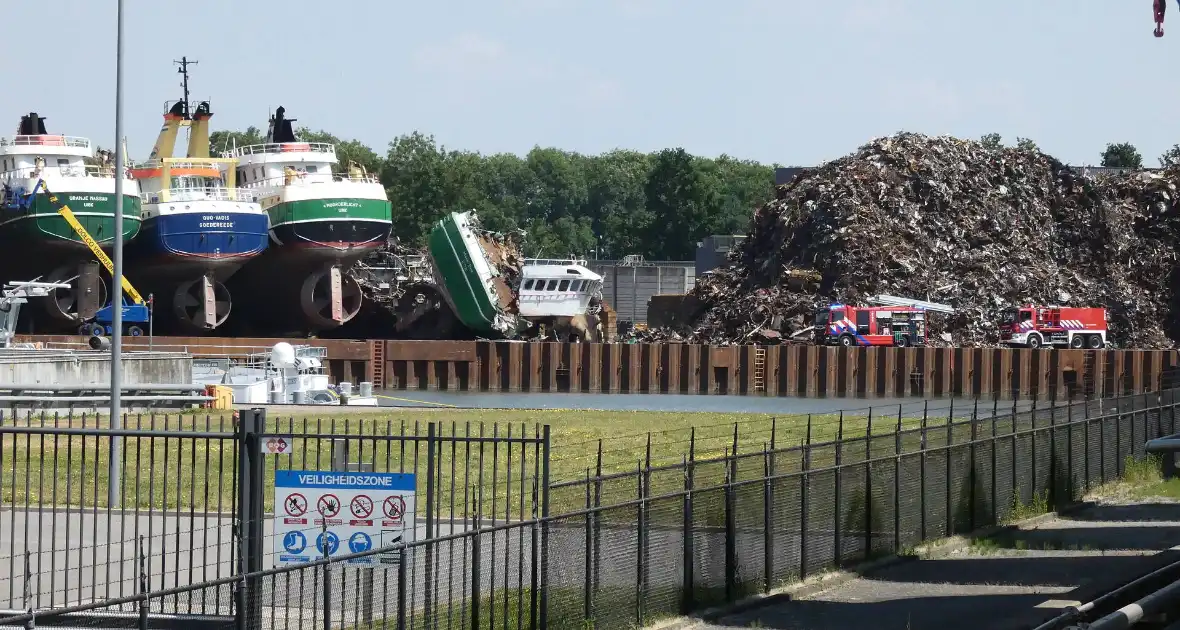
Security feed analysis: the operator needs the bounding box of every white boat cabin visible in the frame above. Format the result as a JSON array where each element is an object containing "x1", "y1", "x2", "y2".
[
  {"x1": 0, "y1": 112, "x2": 137, "y2": 199},
  {"x1": 517, "y1": 260, "x2": 603, "y2": 318},
  {"x1": 226, "y1": 106, "x2": 382, "y2": 196}
]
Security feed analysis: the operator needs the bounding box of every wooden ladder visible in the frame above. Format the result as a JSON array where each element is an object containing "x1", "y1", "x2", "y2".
[
  {"x1": 370, "y1": 341, "x2": 386, "y2": 389},
  {"x1": 753, "y1": 346, "x2": 766, "y2": 393}
]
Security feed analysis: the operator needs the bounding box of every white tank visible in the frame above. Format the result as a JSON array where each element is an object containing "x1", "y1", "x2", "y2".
[{"x1": 271, "y1": 342, "x2": 296, "y2": 368}]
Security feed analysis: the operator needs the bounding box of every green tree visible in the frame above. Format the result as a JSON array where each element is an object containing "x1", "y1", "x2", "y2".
[
  {"x1": 381, "y1": 132, "x2": 454, "y2": 245},
  {"x1": 980, "y1": 133, "x2": 1003, "y2": 150},
  {"x1": 1015, "y1": 137, "x2": 1039, "y2": 152},
  {"x1": 1100, "y1": 142, "x2": 1143, "y2": 168},
  {"x1": 643, "y1": 148, "x2": 718, "y2": 259},
  {"x1": 296, "y1": 128, "x2": 382, "y2": 176},
  {"x1": 208, "y1": 126, "x2": 264, "y2": 156},
  {"x1": 1160, "y1": 144, "x2": 1180, "y2": 168},
  {"x1": 584, "y1": 150, "x2": 652, "y2": 259}
]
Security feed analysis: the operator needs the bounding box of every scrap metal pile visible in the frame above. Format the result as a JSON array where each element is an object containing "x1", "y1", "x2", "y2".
[{"x1": 669, "y1": 132, "x2": 1180, "y2": 348}]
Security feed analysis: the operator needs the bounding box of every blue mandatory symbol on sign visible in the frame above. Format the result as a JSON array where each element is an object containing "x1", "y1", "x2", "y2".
[
  {"x1": 348, "y1": 532, "x2": 373, "y2": 554},
  {"x1": 282, "y1": 531, "x2": 307, "y2": 554},
  {"x1": 316, "y1": 531, "x2": 340, "y2": 556}
]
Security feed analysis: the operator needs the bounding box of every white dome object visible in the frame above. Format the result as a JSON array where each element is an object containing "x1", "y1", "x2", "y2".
[{"x1": 270, "y1": 342, "x2": 296, "y2": 368}]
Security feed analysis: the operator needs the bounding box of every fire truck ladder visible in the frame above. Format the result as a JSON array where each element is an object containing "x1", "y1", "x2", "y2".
[
  {"x1": 868, "y1": 295, "x2": 955, "y2": 314},
  {"x1": 753, "y1": 346, "x2": 766, "y2": 393},
  {"x1": 369, "y1": 341, "x2": 386, "y2": 389}
]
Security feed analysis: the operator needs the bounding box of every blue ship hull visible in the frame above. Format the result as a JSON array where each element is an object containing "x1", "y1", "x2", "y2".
[{"x1": 125, "y1": 210, "x2": 270, "y2": 283}]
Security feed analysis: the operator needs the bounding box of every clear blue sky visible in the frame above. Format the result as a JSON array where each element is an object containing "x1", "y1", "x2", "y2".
[{"x1": 2, "y1": 1, "x2": 1173, "y2": 167}]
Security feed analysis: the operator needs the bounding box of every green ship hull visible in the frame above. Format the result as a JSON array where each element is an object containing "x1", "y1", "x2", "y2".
[
  {"x1": 0, "y1": 192, "x2": 142, "y2": 278},
  {"x1": 427, "y1": 211, "x2": 523, "y2": 337}
]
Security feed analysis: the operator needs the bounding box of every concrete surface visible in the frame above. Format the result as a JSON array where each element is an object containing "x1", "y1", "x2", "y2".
[
  {"x1": 694, "y1": 501, "x2": 1180, "y2": 630},
  {"x1": 0, "y1": 349, "x2": 192, "y2": 387}
]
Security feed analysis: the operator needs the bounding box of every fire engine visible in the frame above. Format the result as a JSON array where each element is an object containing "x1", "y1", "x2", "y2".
[
  {"x1": 999, "y1": 306, "x2": 1108, "y2": 349},
  {"x1": 814, "y1": 304, "x2": 928, "y2": 347}
]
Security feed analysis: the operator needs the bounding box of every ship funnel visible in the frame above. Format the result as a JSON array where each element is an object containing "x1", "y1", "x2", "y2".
[
  {"x1": 18, "y1": 113, "x2": 48, "y2": 135},
  {"x1": 147, "y1": 101, "x2": 186, "y2": 162},
  {"x1": 186, "y1": 101, "x2": 213, "y2": 159},
  {"x1": 267, "y1": 105, "x2": 298, "y2": 144}
]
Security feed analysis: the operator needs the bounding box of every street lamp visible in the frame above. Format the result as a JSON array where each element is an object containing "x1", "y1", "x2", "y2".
[{"x1": 108, "y1": 0, "x2": 125, "y2": 508}]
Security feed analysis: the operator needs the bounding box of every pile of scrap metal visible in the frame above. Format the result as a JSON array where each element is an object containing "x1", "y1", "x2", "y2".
[{"x1": 631, "y1": 132, "x2": 1180, "y2": 348}]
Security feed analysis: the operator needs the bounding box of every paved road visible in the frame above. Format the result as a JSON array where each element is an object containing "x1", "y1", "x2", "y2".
[{"x1": 698, "y1": 501, "x2": 1180, "y2": 630}]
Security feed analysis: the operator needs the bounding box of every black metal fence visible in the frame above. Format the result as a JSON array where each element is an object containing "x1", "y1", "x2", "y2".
[{"x1": 1, "y1": 389, "x2": 1177, "y2": 629}]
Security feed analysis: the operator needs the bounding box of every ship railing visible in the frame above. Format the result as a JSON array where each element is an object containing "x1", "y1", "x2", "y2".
[
  {"x1": 0, "y1": 135, "x2": 91, "y2": 149},
  {"x1": 0, "y1": 164, "x2": 136, "y2": 180},
  {"x1": 236, "y1": 172, "x2": 382, "y2": 189},
  {"x1": 141, "y1": 187, "x2": 259, "y2": 204},
  {"x1": 33, "y1": 340, "x2": 289, "y2": 360},
  {"x1": 227, "y1": 142, "x2": 337, "y2": 158},
  {"x1": 525, "y1": 257, "x2": 591, "y2": 266}
]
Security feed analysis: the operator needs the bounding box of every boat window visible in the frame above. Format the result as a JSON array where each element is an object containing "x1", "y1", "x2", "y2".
[
  {"x1": 546, "y1": 280, "x2": 558, "y2": 291},
  {"x1": 558, "y1": 280, "x2": 570, "y2": 291},
  {"x1": 523, "y1": 279, "x2": 533, "y2": 290},
  {"x1": 306, "y1": 165, "x2": 318, "y2": 173},
  {"x1": 57, "y1": 159, "x2": 69, "y2": 167}
]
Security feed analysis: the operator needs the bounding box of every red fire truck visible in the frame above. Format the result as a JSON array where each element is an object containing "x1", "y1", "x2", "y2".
[
  {"x1": 999, "y1": 306, "x2": 1108, "y2": 349},
  {"x1": 813, "y1": 304, "x2": 929, "y2": 347}
]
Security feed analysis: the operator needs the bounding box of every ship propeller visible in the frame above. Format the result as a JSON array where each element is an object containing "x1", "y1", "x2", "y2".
[
  {"x1": 172, "y1": 277, "x2": 232, "y2": 331},
  {"x1": 41, "y1": 265, "x2": 108, "y2": 324},
  {"x1": 299, "y1": 270, "x2": 363, "y2": 329}
]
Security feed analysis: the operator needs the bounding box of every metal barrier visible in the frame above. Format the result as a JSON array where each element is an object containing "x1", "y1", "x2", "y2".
[{"x1": 0, "y1": 384, "x2": 212, "y2": 411}]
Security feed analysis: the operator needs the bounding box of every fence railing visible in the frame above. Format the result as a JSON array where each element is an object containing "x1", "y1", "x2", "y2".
[
  {"x1": 227, "y1": 143, "x2": 337, "y2": 158},
  {"x1": 0, "y1": 135, "x2": 91, "y2": 149},
  {"x1": 0, "y1": 389, "x2": 1176, "y2": 628}
]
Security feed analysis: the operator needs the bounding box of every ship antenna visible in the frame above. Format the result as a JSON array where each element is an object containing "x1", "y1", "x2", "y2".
[{"x1": 173, "y1": 56, "x2": 198, "y2": 120}]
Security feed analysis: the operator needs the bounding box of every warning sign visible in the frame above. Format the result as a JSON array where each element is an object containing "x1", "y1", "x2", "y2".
[{"x1": 272, "y1": 470, "x2": 416, "y2": 570}]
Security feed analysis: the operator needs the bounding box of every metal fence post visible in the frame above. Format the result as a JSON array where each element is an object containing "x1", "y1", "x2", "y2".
[
  {"x1": 833, "y1": 413, "x2": 843, "y2": 565},
  {"x1": 539, "y1": 424, "x2": 551, "y2": 628},
  {"x1": 138, "y1": 536, "x2": 148, "y2": 630},
  {"x1": 396, "y1": 548, "x2": 408, "y2": 630},
  {"x1": 969, "y1": 401, "x2": 978, "y2": 531},
  {"x1": 991, "y1": 397, "x2": 998, "y2": 524},
  {"x1": 1049, "y1": 396, "x2": 1058, "y2": 508},
  {"x1": 893, "y1": 407, "x2": 901, "y2": 552},
  {"x1": 919, "y1": 402, "x2": 927, "y2": 542},
  {"x1": 763, "y1": 446, "x2": 774, "y2": 592},
  {"x1": 424, "y1": 422, "x2": 436, "y2": 629},
  {"x1": 945, "y1": 406, "x2": 953, "y2": 535},
  {"x1": 584, "y1": 469, "x2": 594, "y2": 622},
  {"x1": 321, "y1": 521, "x2": 331, "y2": 630},
  {"x1": 864, "y1": 409, "x2": 873, "y2": 560},
  {"x1": 800, "y1": 416, "x2": 812, "y2": 578},
  {"x1": 681, "y1": 448, "x2": 695, "y2": 614},
  {"x1": 1067, "y1": 393, "x2": 1075, "y2": 503},
  {"x1": 724, "y1": 451, "x2": 736, "y2": 603},
  {"x1": 636, "y1": 460, "x2": 647, "y2": 626},
  {"x1": 236, "y1": 408, "x2": 265, "y2": 630}
]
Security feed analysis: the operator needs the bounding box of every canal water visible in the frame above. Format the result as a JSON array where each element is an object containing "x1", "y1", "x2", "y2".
[{"x1": 374, "y1": 390, "x2": 1030, "y2": 417}]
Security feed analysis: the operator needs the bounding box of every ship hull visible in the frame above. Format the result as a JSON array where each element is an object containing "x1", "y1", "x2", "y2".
[
  {"x1": 0, "y1": 192, "x2": 142, "y2": 278},
  {"x1": 125, "y1": 211, "x2": 270, "y2": 283},
  {"x1": 225, "y1": 197, "x2": 392, "y2": 335},
  {"x1": 426, "y1": 211, "x2": 521, "y2": 338}
]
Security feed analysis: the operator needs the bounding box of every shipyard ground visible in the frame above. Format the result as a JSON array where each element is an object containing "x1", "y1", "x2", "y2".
[{"x1": 692, "y1": 495, "x2": 1180, "y2": 630}]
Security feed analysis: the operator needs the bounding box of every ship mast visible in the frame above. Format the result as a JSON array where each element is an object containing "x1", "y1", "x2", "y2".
[{"x1": 173, "y1": 56, "x2": 198, "y2": 120}]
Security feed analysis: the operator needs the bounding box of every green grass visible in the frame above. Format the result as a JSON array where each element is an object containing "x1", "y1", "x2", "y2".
[
  {"x1": 1091, "y1": 454, "x2": 1180, "y2": 501},
  {"x1": 0, "y1": 408, "x2": 912, "y2": 516},
  {"x1": 0, "y1": 401, "x2": 1042, "y2": 518}
]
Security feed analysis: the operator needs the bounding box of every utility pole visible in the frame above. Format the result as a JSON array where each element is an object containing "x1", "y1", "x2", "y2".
[{"x1": 108, "y1": 0, "x2": 126, "y2": 508}]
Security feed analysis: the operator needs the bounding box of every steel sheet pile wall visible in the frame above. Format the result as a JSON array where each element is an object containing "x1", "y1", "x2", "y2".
[
  {"x1": 16, "y1": 336, "x2": 1180, "y2": 399},
  {"x1": 380, "y1": 342, "x2": 1180, "y2": 400}
]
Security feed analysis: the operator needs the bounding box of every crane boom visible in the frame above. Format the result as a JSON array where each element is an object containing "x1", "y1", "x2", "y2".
[{"x1": 30, "y1": 179, "x2": 145, "y2": 305}]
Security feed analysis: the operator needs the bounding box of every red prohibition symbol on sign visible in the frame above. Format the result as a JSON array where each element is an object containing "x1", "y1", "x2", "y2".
[
  {"x1": 284, "y1": 493, "x2": 308, "y2": 517},
  {"x1": 383, "y1": 495, "x2": 406, "y2": 519},
  {"x1": 350, "y1": 494, "x2": 374, "y2": 519},
  {"x1": 317, "y1": 494, "x2": 341, "y2": 518}
]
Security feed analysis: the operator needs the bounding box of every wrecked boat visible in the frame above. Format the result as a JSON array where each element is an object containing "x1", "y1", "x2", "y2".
[{"x1": 426, "y1": 211, "x2": 526, "y2": 337}]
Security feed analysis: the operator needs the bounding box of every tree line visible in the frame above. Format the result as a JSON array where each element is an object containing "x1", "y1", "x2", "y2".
[
  {"x1": 204, "y1": 126, "x2": 1180, "y2": 261},
  {"x1": 208, "y1": 126, "x2": 777, "y2": 261}
]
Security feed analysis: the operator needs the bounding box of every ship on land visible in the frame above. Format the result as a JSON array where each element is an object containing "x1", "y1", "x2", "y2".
[
  {"x1": 223, "y1": 106, "x2": 392, "y2": 334},
  {"x1": 0, "y1": 112, "x2": 141, "y2": 329},
  {"x1": 420, "y1": 211, "x2": 605, "y2": 340},
  {"x1": 124, "y1": 59, "x2": 269, "y2": 333}
]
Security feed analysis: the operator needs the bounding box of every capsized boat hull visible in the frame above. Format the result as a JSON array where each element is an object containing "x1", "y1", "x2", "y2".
[{"x1": 426, "y1": 211, "x2": 523, "y2": 337}]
